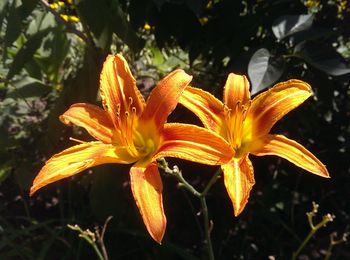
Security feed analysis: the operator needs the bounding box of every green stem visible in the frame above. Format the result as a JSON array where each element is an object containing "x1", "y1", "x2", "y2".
[
  {"x1": 157, "y1": 158, "x2": 201, "y2": 196},
  {"x1": 67, "y1": 225, "x2": 105, "y2": 260},
  {"x1": 292, "y1": 229, "x2": 316, "y2": 260},
  {"x1": 201, "y1": 168, "x2": 222, "y2": 197},
  {"x1": 200, "y1": 196, "x2": 215, "y2": 260},
  {"x1": 157, "y1": 158, "x2": 216, "y2": 259},
  {"x1": 81, "y1": 236, "x2": 105, "y2": 260}
]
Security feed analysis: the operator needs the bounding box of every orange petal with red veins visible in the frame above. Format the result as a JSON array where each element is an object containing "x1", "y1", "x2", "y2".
[
  {"x1": 30, "y1": 142, "x2": 135, "y2": 196},
  {"x1": 246, "y1": 80, "x2": 312, "y2": 139},
  {"x1": 140, "y1": 69, "x2": 192, "y2": 128},
  {"x1": 223, "y1": 73, "x2": 250, "y2": 109},
  {"x1": 100, "y1": 55, "x2": 145, "y2": 127},
  {"x1": 251, "y1": 134, "x2": 329, "y2": 178},
  {"x1": 221, "y1": 157, "x2": 255, "y2": 216},
  {"x1": 179, "y1": 86, "x2": 225, "y2": 134},
  {"x1": 221, "y1": 156, "x2": 255, "y2": 217},
  {"x1": 60, "y1": 103, "x2": 114, "y2": 143},
  {"x1": 155, "y1": 123, "x2": 234, "y2": 165},
  {"x1": 129, "y1": 162, "x2": 166, "y2": 244}
]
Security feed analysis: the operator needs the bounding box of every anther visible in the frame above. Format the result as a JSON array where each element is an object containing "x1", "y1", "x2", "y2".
[
  {"x1": 102, "y1": 100, "x2": 108, "y2": 110},
  {"x1": 125, "y1": 111, "x2": 129, "y2": 117},
  {"x1": 131, "y1": 107, "x2": 136, "y2": 113}
]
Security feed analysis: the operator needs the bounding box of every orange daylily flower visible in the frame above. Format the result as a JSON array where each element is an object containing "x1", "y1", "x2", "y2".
[
  {"x1": 30, "y1": 55, "x2": 234, "y2": 243},
  {"x1": 179, "y1": 73, "x2": 330, "y2": 216}
]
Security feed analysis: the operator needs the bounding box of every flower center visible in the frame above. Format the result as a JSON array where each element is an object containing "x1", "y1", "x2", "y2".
[
  {"x1": 112, "y1": 97, "x2": 158, "y2": 160},
  {"x1": 225, "y1": 100, "x2": 251, "y2": 155}
]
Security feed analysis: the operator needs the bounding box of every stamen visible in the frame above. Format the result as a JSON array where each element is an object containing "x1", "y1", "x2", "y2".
[
  {"x1": 69, "y1": 137, "x2": 86, "y2": 144},
  {"x1": 127, "y1": 97, "x2": 133, "y2": 111},
  {"x1": 102, "y1": 100, "x2": 108, "y2": 111}
]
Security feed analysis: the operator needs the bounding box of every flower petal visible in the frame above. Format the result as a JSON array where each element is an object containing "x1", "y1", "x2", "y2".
[
  {"x1": 129, "y1": 162, "x2": 166, "y2": 244},
  {"x1": 246, "y1": 80, "x2": 312, "y2": 140},
  {"x1": 221, "y1": 157, "x2": 255, "y2": 216},
  {"x1": 179, "y1": 86, "x2": 225, "y2": 133},
  {"x1": 223, "y1": 73, "x2": 250, "y2": 109},
  {"x1": 30, "y1": 142, "x2": 135, "y2": 196},
  {"x1": 140, "y1": 69, "x2": 192, "y2": 129},
  {"x1": 100, "y1": 55, "x2": 145, "y2": 127},
  {"x1": 60, "y1": 103, "x2": 114, "y2": 143},
  {"x1": 251, "y1": 134, "x2": 329, "y2": 178},
  {"x1": 155, "y1": 123, "x2": 234, "y2": 165}
]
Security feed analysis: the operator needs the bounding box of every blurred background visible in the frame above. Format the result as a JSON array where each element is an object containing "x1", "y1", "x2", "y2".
[{"x1": 0, "y1": 0, "x2": 349, "y2": 259}]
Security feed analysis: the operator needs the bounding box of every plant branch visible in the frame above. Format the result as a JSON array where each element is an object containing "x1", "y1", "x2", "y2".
[
  {"x1": 67, "y1": 224, "x2": 104, "y2": 260},
  {"x1": 292, "y1": 202, "x2": 335, "y2": 260},
  {"x1": 157, "y1": 158, "x2": 216, "y2": 260}
]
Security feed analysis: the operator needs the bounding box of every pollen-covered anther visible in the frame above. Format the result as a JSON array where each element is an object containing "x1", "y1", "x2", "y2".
[{"x1": 102, "y1": 100, "x2": 108, "y2": 111}]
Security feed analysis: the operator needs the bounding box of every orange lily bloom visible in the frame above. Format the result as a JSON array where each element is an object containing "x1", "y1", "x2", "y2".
[
  {"x1": 179, "y1": 73, "x2": 330, "y2": 216},
  {"x1": 30, "y1": 55, "x2": 234, "y2": 243}
]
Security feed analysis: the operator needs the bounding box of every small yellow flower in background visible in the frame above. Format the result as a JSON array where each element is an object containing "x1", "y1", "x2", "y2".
[
  {"x1": 30, "y1": 55, "x2": 233, "y2": 243},
  {"x1": 180, "y1": 74, "x2": 329, "y2": 216},
  {"x1": 49, "y1": 1, "x2": 65, "y2": 9},
  {"x1": 144, "y1": 22, "x2": 151, "y2": 30},
  {"x1": 304, "y1": 0, "x2": 321, "y2": 9},
  {"x1": 54, "y1": 83, "x2": 64, "y2": 92},
  {"x1": 60, "y1": 14, "x2": 79, "y2": 23},
  {"x1": 199, "y1": 17, "x2": 209, "y2": 25}
]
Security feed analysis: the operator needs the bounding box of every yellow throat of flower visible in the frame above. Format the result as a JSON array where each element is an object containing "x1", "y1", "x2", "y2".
[
  {"x1": 110, "y1": 97, "x2": 159, "y2": 160},
  {"x1": 224, "y1": 100, "x2": 251, "y2": 158}
]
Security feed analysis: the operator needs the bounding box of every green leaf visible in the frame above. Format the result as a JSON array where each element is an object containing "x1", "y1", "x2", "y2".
[
  {"x1": 150, "y1": 45, "x2": 165, "y2": 66},
  {"x1": 77, "y1": 0, "x2": 143, "y2": 52},
  {"x1": 0, "y1": 0, "x2": 9, "y2": 31},
  {"x1": 17, "y1": 0, "x2": 38, "y2": 20},
  {"x1": 6, "y1": 28, "x2": 52, "y2": 80},
  {"x1": 4, "y1": 1, "x2": 22, "y2": 49},
  {"x1": 4, "y1": 0, "x2": 39, "y2": 49},
  {"x1": 35, "y1": 28, "x2": 70, "y2": 82},
  {"x1": 110, "y1": 2, "x2": 145, "y2": 52},
  {"x1": 272, "y1": 14, "x2": 314, "y2": 40},
  {"x1": 295, "y1": 42, "x2": 350, "y2": 76},
  {"x1": 248, "y1": 48, "x2": 285, "y2": 95},
  {"x1": 7, "y1": 77, "x2": 48, "y2": 98},
  {"x1": 0, "y1": 0, "x2": 8, "y2": 12},
  {"x1": 0, "y1": 164, "x2": 11, "y2": 184}
]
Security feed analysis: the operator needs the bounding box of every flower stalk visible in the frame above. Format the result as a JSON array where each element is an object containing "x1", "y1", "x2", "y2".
[
  {"x1": 67, "y1": 224, "x2": 105, "y2": 260},
  {"x1": 158, "y1": 158, "x2": 218, "y2": 260}
]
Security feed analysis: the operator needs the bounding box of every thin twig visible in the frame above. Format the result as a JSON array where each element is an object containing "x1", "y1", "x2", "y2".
[{"x1": 98, "y1": 216, "x2": 113, "y2": 260}]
